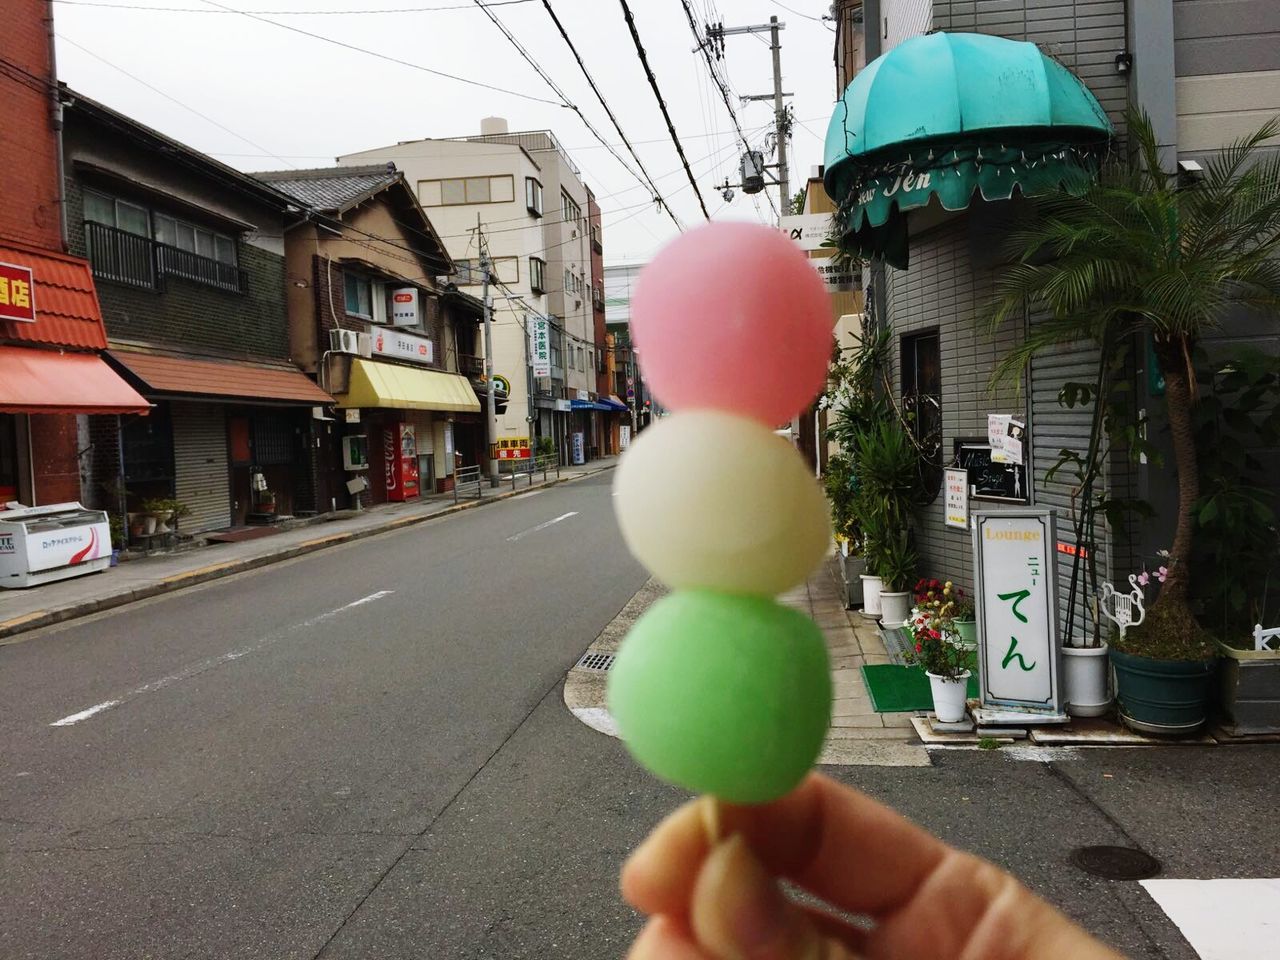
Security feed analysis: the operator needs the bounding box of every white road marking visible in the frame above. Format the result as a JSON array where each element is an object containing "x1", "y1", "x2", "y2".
[
  {"x1": 1141, "y1": 878, "x2": 1280, "y2": 959},
  {"x1": 506, "y1": 511, "x2": 579, "y2": 542},
  {"x1": 50, "y1": 700, "x2": 121, "y2": 727},
  {"x1": 48, "y1": 590, "x2": 396, "y2": 727}
]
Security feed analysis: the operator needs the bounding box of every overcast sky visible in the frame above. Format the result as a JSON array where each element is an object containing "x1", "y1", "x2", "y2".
[{"x1": 52, "y1": 0, "x2": 840, "y2": 264}]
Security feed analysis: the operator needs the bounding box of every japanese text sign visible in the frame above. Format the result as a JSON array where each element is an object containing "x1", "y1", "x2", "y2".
[
  {"x1": 972, "y1": 510, "x2": 1064, "y2": 715},
  {"x1": 529, "y1": 315, "x2": 551, "y2": 377},
  {"x1": 0, "y1": 262, "x2": 36, "y2": 323},
  {"x1": 944, "y1": 467, "x2": 969, "y2": 529}
]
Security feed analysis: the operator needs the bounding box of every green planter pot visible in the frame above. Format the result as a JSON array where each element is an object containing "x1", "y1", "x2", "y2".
[
  {"x1": 1111, "y1": 648, "x2": 1216, "y2": 735},
  {"x1": 952, "y1": 619, "x2": 977, "y2": 646}
]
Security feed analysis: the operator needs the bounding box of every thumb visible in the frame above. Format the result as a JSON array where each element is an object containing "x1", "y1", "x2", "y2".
[{"x1": 690, "y1": 834, "x2": 861, "y2": 960}]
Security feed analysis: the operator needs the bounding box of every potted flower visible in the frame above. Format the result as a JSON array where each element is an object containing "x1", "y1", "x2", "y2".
[
  {"x1": 1110, "y1": 557, "x2": 1216, "y2": 734},
  {"x1": 904, "y1": 609, "x2": 972, "y2": 723}
]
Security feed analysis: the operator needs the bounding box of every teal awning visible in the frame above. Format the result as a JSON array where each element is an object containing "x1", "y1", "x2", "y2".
[{"x1": 823, "y1": 32, "x2": 1113, "y2": 268}]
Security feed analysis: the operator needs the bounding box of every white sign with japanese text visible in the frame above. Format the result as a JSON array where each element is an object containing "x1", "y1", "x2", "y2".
[
  {"x1": 972, "y1": 509, "x2": 1064, "y2": 715},
  {"x1": 779, "y1": 213, "x2": 834, "y2": 251},
  {"x1": 944, "y1": 468, "x2": 969, "y2": 529},
  {"x1": 529, "y1": 315, "x2": 551, "y2": 378},
  {"x1": 370, "y1": 328, "x2": 433, "y2": 365}
]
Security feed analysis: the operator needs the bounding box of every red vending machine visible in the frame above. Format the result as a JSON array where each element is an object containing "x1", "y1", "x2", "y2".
[{"x1": 384, "y1": 422, "x2": 419, "y2": 501}]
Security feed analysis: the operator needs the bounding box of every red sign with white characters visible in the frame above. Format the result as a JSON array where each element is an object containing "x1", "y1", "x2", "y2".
[{"x1": 0, "y1": 261, "x2": 36, "y2": 323}]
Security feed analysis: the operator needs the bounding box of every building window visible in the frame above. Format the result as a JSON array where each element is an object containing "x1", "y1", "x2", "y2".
[
  {"x1": 83, "y1": 189, "x2": 154, "y2": 287},
  {"x1": 530, "y1": 256, "x2": 546, "y2": 294},
  {"x1": 419, "y1": 175, "x2": 516, "y2": 207},
  {"x1": 901, "y1": 330, "x2": 942, "y2": 502},
  {"x1": 590, "y1": 224, "x2": 601, "y2": 251},
  {"x1": 561, "y1": 190, "x2": 581, "y2": 224},
  {"x1": 526, "y1": 178, "x2": 543, "y2": 217},
  {"x1": 154, "y1": 213, "x2": 239, "y2": 290},
  {"x1": 549, "y1": 325, "x2": 563, "y2": 369},
  {"x1": 345, "y1": 273, "x2": 373, "y2": 318}
]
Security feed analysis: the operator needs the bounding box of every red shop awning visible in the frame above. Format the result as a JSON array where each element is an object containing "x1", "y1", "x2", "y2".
[
  {"x1": 0, "y1": 345, "x2": 151, "y2": 415},
  {"x1": 108, "y1": 350, "x2": 334, "y2": 405}
]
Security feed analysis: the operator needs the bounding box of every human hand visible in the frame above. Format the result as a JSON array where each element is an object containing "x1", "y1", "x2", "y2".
[{"x1": 621, "y1": 773, "x2": 1126, "y2": 959}]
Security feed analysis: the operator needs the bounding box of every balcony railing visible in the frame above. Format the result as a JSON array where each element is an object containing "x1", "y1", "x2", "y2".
[
  {"x1": 85, "y1": 221, "x2": 248, "y2": 294},
  {"x1": 458, "y1": 353, "x2": 485, "y2": 376}
]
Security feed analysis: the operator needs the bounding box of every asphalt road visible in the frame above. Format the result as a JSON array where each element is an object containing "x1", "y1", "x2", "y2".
[{"x1": 3, "y1": 471, "x2": 1278, "y2": 959}]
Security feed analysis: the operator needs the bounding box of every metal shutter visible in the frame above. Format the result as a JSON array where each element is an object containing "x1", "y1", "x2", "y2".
[
  {"x1": 1029, "y1": 337, "x2": 1112, "y2": 640},
  {"x1": 172, "y1": 401, "x2": 231, "y2": 532}
]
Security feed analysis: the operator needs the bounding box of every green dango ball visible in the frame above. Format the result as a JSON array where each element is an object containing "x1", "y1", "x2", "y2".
[{"x1": 607, "y1": 590, "x2": 832, "y2": 804}]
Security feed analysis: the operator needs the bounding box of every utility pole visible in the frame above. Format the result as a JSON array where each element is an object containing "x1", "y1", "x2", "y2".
[
  {"x1": 479, "y1": 226, "x2": 499, "y2": 488},
  {"x1": 709, "y1": 16, "x2": 790, "y2": 218}
]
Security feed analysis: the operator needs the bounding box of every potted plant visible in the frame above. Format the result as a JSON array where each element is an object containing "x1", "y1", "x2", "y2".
[
  {"x1": 876, "y1": 530, "x2": 917, "y2": 625},
  {"x1": 108, "y1": 513, "x2": 125, "y2": 566},
  {"x1": 988, "y1": 111, "x2": 1280, "y2": 735},
  {"x1": 1105, "y1": 557, "x2": 1216, "y2": 733},
  {"x1": 905, "y1": 609, "x2": 972, "y2": 723},
  {"x1": 824, "y1": 453, "x2": 865, "y2": 608}
]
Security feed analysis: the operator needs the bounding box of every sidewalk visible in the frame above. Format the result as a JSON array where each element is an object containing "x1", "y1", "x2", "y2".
[
  {"x1": 563, "y1": 558, "x2": 932, "y2": 768},
  {"x1": 0, "y1": 457, "x2": 618, "y2": 642}
]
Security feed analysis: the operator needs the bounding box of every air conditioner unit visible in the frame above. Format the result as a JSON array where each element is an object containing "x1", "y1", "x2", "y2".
[
  {"x1": 329, "y1": 328, "x2": 360, "y2": 355},
  {"x1": 356, "y1": 332, "x2": 373, "y2": 358}
]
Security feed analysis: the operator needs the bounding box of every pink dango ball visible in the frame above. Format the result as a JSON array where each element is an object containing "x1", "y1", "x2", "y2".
[{"x1": 630, "y1": 221, "x2": 832, "y2": 426}]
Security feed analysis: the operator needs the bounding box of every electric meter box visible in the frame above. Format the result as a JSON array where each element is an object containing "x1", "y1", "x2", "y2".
[{"x1": 343, "y1": 435, "x2": 369, "y2": 471}]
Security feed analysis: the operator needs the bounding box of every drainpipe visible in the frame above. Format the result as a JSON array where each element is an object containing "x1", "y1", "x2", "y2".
[{"x1": 46, "y1": 0, "x2": 68, "y2": 250}]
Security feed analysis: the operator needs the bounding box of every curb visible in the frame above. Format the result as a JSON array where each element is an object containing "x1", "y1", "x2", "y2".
[{"x1": 0, "y1": 465, "x2": 615, "y2": 642}]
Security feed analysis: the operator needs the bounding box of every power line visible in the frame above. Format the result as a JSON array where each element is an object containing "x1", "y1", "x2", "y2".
[
  {"x1": 771, "y1": 1, "x2": 829, "y2": 25},
  {"x1": 186, "y1": 0, "x2": 560, "y2": 105},
  {"x1": 537, "y1": 0, "x2": 675, "y2": 229},
  {"x1": 469, "y1": 0, "x2": 683, "y2": 230},
  {"x1": 615, "y1": 0, "x2": 710, "y2": 219},
  {"x1": 57, "y1": 35, "x2": 300, "y2": 169},
  {"x1": 54, "y1": 0, "x2": 533, "y2": 11},
  {"x1": 677, "y1": 0, "x2": 778, "y2": 220}
]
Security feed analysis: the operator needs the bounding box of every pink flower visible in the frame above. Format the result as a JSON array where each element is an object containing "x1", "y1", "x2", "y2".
[
  {"x1": 1156, "y1": 566, "x2": 1168, "y2": 583},
  {"x1": 1136, "y1": 571, "x2": 1150, "y2": 587}
]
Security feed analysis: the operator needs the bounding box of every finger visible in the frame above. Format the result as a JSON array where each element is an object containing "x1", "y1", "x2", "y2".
[
  {"x1": 870, "y1": 851, "x2": 1126, "y2": 960},
  {"x1": 690, "y1": 834, "x2": 864, "y2": 960},
  {"x1": 624, "y1": 775, "x2": 947, "y2": 919},
  {"x1": 627, "y1": 916, "x2": 712, "y2": 960}
]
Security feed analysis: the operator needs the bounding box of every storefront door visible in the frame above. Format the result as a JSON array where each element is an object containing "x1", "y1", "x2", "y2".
[{"x1": 0, "y1": 415, "x2": 20, "y2": 504}]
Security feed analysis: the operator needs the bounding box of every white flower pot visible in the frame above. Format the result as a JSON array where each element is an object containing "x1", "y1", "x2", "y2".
[
  {"x1": 1063, "y1": 642, "x2": 1112, "y2": 717},
  {"x1": 928, "y1": 670, "x2": 971, "y2": 723},
  {"x1": 859, "y1": 575, "x2": 883, "y2": 618},
  {"x1": 879, "y1": 590, "x2": 912, "y2": 626}
]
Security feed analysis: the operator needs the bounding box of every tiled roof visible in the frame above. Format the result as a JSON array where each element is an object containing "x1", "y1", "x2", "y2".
[
  {"x1": 109, "y1": 350, "x2": 333, "y2": 405},
  {"x1": 253, "y1": 166, "x2": 399, "y2": 214},
  {"x1": 0, "y1": 242, "x2": 107, "y2": 350}
]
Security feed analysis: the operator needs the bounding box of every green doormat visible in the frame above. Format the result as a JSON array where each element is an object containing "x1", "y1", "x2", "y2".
[{"x1": 860, "y1": 664, "x2": 979, "y2": 713}]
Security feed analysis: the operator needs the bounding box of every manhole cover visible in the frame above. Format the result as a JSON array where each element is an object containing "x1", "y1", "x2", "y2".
[
  {"x1": 1069, "y1": 845, "x2": 1161, "y2": 880},
  {"x1": 576, "y1": 652, "x2": 615, "y2": 672}
]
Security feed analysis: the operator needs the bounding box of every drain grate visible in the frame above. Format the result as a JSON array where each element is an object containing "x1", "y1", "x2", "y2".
[
  {"x1": 576, "y1": 652, "x2": 615, "y2": 672},
  {"x1": 1069, "y1": 845, "x2": 1162, "y2": 881}
]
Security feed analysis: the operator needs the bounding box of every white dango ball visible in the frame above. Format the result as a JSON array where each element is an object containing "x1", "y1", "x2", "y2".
[{"x1": 613, "y1": 411, "x2": 831, "y2": 596}]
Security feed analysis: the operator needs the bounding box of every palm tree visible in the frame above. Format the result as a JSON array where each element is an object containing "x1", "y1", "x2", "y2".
[{"x1": 989, "y1": 109, "x2": 1280, "y2": 636}]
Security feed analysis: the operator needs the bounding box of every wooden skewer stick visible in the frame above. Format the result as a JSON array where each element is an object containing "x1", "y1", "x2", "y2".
[{"x1": 700, "y1": 794, "x2": 723, "y2": 847}]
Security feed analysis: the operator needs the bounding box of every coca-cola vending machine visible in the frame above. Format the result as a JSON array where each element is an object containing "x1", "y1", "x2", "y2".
[{"x1": 384, "y1": 422, "x2": 419, "y2": 501}]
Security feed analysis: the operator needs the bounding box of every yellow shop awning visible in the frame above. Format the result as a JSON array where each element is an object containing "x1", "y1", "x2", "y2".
[{"x1": 336, "y1": 358, "x2": 481, "y2": 413}]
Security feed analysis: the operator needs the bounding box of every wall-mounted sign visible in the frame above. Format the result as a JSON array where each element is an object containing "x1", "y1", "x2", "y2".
[
  {"x1": 554, "y1": 398, "x2": 572, "y2": 412},
  {"x1": 493, "y1": 374, "x2": 511, "y2": 395},
  {"x1": 575, "y1": 389, "x2": 590, "y2": 402},
  {"x1": 811, "y1": 256, "x2": 858, "y2": 292},
  {"x1": 944, "y1": 467, "x2": 969, "y2": 529},
  {"x1": 0, "y1": 261, "x2": 36, "y2": 323},
  {"x1": 987, "y1": 414, "x2": 1026, "y2": 464},
  {"x1": 344, "y1": 409, "x2": 361, "y2": 424},
  {"x1": 620, "y1": 424, "x2": 631, "y2": 450},
  {"x1": 529, "y1": 315, "x2": 551, "y2": 377},
  {"x1": 571, "y1": 431, "x2": 585, "y2": 465},
  {"x1": 390, "y1": 287, "x2": 419, "y2": 327},
  {"x1": 495, "y1": 437, "x2": 531, "y2": 460},
  {"x1": 779, "y1": 213, "x2": 833, "y2": 251},
  {"x1": 371, "y1": 328, "x2": 433, "y2": 365},
  {"x1": 972, "y1": 509, "x2": 1065, "y2": 719},
  {"x1": 954, "y1": 440, "x2": 1028, "y2": 503}
]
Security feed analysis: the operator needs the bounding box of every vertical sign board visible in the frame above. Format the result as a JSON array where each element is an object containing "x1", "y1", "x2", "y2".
[
  {"x1": 972, "y1": 509, "x2": 1065, "y2": 717},
  {"x1": 944, "y1": 467, "x2": 969, "y2": 529},
  {"x1": 529, "y1": 316, "x2": 551, "y2": 377}
]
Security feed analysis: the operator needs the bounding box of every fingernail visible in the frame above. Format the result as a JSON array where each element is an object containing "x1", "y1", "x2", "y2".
[{"x1": 695, "y1": 834, "x2": 789, "y2": 957}]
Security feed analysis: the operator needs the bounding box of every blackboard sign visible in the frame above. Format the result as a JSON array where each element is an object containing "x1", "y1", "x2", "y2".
[{"x1": 954, "y1": 439, "x2": 1028, "y2": 503}]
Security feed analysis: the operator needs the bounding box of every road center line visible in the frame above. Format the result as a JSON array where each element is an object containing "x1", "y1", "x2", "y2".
[
  {"x1": 506, "y1": 511, "x2": 579, "y2": 542},
  {"x1": 48, "y1": 590, "x2": 396, "y2": 728}
]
